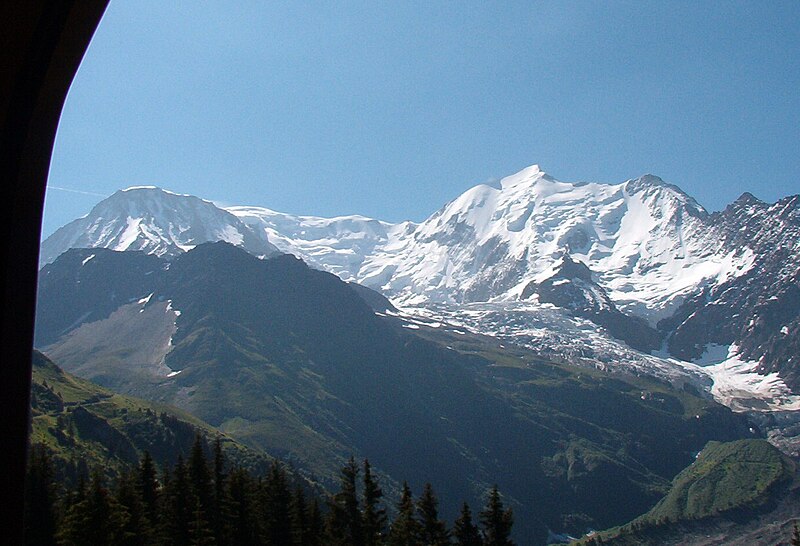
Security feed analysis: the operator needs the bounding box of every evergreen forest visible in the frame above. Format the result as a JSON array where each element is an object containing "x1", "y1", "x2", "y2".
[{"x1": 24, "y1": 435, "x2": 516, "y2": 546}]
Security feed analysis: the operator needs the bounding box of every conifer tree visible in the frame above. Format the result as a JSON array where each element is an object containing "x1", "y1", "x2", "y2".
[
  {"x1": 58, "y1": 470, "x2": 129, "y2": 546},
  {"x1": 227, "y1": 467, "x2": 259, "y2": 546},
  {"x1": 160, "y1": 456, "x2": 194, "y2": 546},
  {"x1": 290, "y1": 486, "x2": 309, "y2": 546},
  {"x1": 189, "y1": 435, "x2": 214, "y2": 518},
  {"x1": 115, "y1": 469, "x2": 151, "y2": 546},
  {"x1": 23, "y1": 445, "x2": 57, "y2": 546},
  {"x1": 190, "y1": 498, "x2": 217, "y2": 546},
  {"x1": 417, "y1": 483, "x2": 449, "y2": 546},
  {"x1": 73, "y1": 471, "x2": 88, "y2": 504},
  {"x1": 260, "y1": 461, "x2": 292, "y2": 545},
  {"x1": 137, "y1": 450, "x2": 159, "y2": 527},
  {"x1": 387, "y1": 482, "x2": 420, "y2": 546},
  {"x1": 212, "y1": 438, "x2": 228, "y2": 544},
  {"x1": 307, "y1": 497, "x2": 324, "y2": 546},
  {"x1": 479, "y1": 485, "x2": 514, "y2": 546},
  {"x1": 326, "y1": 457, "x2": 364, "y2": 546},
  {"x1": 792, "y1": 521, "x2": 800, "y2": 546},
  {"x1": 362, "y1": 459, "x2": 387, "y2": 546},
  {"x1": 452, "y1": 502, "x2": 482, "y2": 546}
]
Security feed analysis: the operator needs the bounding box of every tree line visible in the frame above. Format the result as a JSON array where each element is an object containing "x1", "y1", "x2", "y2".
[{"x1": 24, "y1": 437, "x2": 515, "y2": 546}]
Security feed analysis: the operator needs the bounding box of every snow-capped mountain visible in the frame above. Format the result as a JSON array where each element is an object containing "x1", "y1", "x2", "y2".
[
  {"x1": 352, "y1": 165, "x2": 752, "y2": 321},
  {"x1": 39, "y1": 186, "x2": 278, "y2": 267},
  {"x1": 42, "y1": 167, "x2": 753, "y2": 320},
  {"x1": 227, "y1": 205, "x2": 401, "y2": 282},
  {"x1": 663, "y1": 192, "x2": 800, "y2": 387},
  {"x1": 39, "y1": 165, "x2": 800, "y2": 403}
]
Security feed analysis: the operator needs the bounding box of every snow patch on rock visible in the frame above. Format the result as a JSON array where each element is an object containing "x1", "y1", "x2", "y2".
[{"x1": 703, "y1": 346, "x2": 800, "y2": 412}]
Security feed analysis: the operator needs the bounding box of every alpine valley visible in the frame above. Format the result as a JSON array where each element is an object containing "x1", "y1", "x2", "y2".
[{"x1": 35, "y1": 165, "x2": 800, "y2": 544}]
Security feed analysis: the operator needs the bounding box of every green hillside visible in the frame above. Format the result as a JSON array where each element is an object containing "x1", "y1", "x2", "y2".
[
  {"x1": 29, "y1": 350, "x2": 271, "y2": 485},
  {"x1": 645, "y1": 439, "x2": 794, "y2": 521},
  {"x1": 568, "y1": 439, "x2": 798, "y2": 545}
]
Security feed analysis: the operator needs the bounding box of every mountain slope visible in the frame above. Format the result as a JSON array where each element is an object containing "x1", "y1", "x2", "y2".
[
  {"x1": 35, "y1": 243, "x2": 756, "y2": 544},
  {"x1": 39, "y1": 186, "x2": 278, "y2": 267},
  {"x1": 228, "y1": 205, "x2": 400, "y2": 282},
  {"x1": 662, "y1": 193, "x2": 800, "y2": 388},
  {"x1": 567, "y1": 439, "x2": 799, "y2": 545},
  {"x1": 29, "y1": 350, "x2": 272, "y2": 484},
  {"x1": 520, "y1": 255, "x2": 662, "y2": 352}
]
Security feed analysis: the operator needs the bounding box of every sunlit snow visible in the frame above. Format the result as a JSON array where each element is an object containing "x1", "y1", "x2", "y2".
[{"x1": 699, "y1": 346, "x2": 800, "y2": 412}]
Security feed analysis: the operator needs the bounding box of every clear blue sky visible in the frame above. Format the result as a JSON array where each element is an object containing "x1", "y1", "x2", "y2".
[{"x1": 43, "y1": 0, "x2": 800, "y2": 237}]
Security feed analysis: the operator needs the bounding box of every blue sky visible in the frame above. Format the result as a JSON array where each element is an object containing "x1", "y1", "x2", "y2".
[{"x1": 44, "y1": 0, "x2": 800, "y2": 237}]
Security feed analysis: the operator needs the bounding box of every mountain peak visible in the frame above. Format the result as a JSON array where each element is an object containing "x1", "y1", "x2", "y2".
[
  {"x1": 121, "y1": 185, "x2": 160, "y2": 192},
  {"x1": 624, "y1": 174, "x2": 707, "y2": 217},
  {"x1": 40, "y1": 186, "x2": 279, "y2": 267},
  {"x1": 733, "y1": 192, "x2": 761, "y2": 206},
  {"x1": 499, "y1": 163, "x2": 550, "y2": 190},
  {"x1": 116, "y1": 185, "x2": 206, "y2": 202},
  {"x1": 625, "y1": 174, "x2": 672, "y2": 193}
]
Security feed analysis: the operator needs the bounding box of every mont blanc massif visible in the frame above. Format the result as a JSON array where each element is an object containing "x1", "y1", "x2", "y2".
[{"x1": 34, "y1": 165, "x2": 800, "y2": 544}]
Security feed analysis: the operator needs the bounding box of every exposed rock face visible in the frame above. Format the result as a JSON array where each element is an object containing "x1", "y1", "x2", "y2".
[
  {"x1": 663, "y1": 194, "x2": 800, "y2": 388},
  {"x1": 522, "y1": 256, "x2": 662, "y2": 352}
]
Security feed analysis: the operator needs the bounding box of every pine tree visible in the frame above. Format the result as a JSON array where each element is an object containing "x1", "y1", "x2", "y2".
[
  {"x1": 137, "y1": 450, "x2": 159, "y2": 527},
  {"x1": 260, "y1": 461, "x2": 292, "y2": 545},
  {"x1": 290, "y1": 486, "x2": 309, "y2": 546},
  {"x1": 792, "y1": 521, "x2": 800, "y2": 546},
  {"x1": 72, "y1": 471, "x2": 88, "y2": 505},
  {"x1": 115, "y1": 469, "x2": 151, "y2": 545},
  {"x1": 189, "y1": 435, "x2": 214, "y2": 516},
  {"x1": 452, "y1": 502, "x2": 482, "y2": 546},
  {"x1": 160, "y1": 456, "x2": 194, "y2": 546},
  {"x1": 479, "y1": 485, "x2": 514, "y2": 546},
  {"x1": 227, "y1": 467, "x2": 259, "y2": 546},
  {"x1": 190, "y1": 498, "x2": 217, "y2": 546},
  {"x1": 416, "y1": 483, "x2": 449, "y2": 546},
  {"x1": 212, "y1": 438, "x2": 228, "y2": 544},
  {"x1": 362, "y1": 459, "x2": 387, "y2": 546},
  {"x1": 58, "y1": 470, "x2": 129, "y2": 546},
  {"x1": 387, "y1": 482, "x2": 420, "y2": 546},
  {"x1": 152, "y1": 465, "x2": 170, "y2": 545},
  {"x1": 326, "y1": 457, "x2": 364, "y2": 546},
  {"x1": 307, "y1": 497, "x2": 324, "y2": 546},
  {"x1": 23, "y1": 445, "x2": 57, "y2": 546}
]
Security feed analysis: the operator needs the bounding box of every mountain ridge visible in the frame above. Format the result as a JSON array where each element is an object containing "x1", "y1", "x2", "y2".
[
  {"x1": 38, "y1": 164, "x2": 800, "y2": 400},
  {"x1": 39, "y1": 186, "x2": 279, "y2": 267}
]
